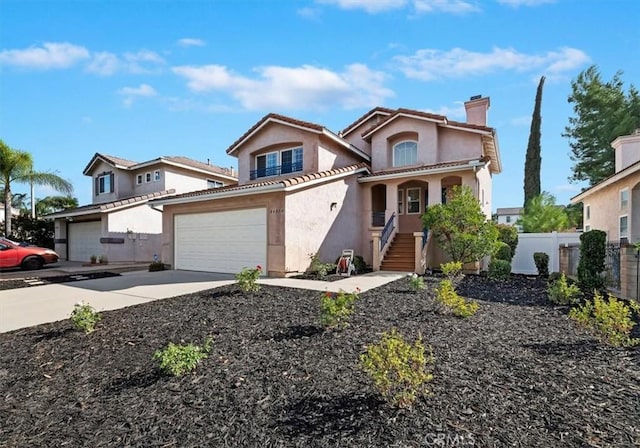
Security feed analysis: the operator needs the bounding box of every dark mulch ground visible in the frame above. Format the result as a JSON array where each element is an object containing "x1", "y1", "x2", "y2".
[
  {"x1": 0, "y1": 271, "x2": 121, "y2": 291},
  {"x1": 1, "y1": 275, "x2": 639, "y2": 447}
]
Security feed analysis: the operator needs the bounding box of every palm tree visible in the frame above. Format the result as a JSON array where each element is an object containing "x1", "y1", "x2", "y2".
[
  {"x1": 35, "y1": 195, "x2": 79, "y2": 216},
  {"x1": 0, "y1": 139, "x2": 73, "y2": 235}
]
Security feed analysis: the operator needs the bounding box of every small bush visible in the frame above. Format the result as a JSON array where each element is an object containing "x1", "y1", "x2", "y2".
[
  {"x1": 353, "y1": 255, "x2": 367, "y2": 273},
  {"x1": 235, "y1": 265, "x2": 262, "y2": 293},
  {"x1": 154, "y1": 338, "x2": 213, "y2": 376},
  {"x1": 149, "y1": 261, "x2": 166, "y2": 272},
  {"x1": 533, "y1": 252, "x2": 549, "y2": 278},
  {"x1": 98, "y1": 255, "x2": 108, "y2": 264},
  {"x1": 70, "y1": 302, "x2": 101, "y2": 334},
  {"x1": 90, "y1": 255, "x2": 97, "y2": 264},
  {"x1": 435, "y1": 279, "x2": 479, "y2": 318},
  {"x1": 577, "y1": 230, "x2": 606, "y2": 292},
  {"x1": 494, "y1": 242, "x2": 512, "y2": 262},
  {"x1": 569, "y1": 292, "x2": 639, "y2": 347},
  {"x1": 547, "y1": 273, "x2": 581, "y2": 305},
  {"x1": 496, "y1": 223, "x2": 518, "y2": 260},
  {"x1": 409, "y1": 273, "x2": 426, "y2": 291},
  {"x1": 360, "y1": 328, "x2": 434, "y2": 408},
  {"x1": 488, "y1": 259, "x2": 511, "y2": 280},
  {"x1": 320, "y1": 289, "x2": 359, "y2": 329},
  {"x1": 440, "y1": 261, "x2": 463, "y2": 283},
  {"x1": 548, "y1": 272, "x2": 563, "y2": 284}
]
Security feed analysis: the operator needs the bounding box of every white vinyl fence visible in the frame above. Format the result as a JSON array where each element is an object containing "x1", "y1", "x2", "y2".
[{"x1": 511, "y1": 232, "x2": 582, "y2": 275}]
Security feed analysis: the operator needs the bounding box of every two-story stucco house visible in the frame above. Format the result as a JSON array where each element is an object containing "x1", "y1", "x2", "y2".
[
  {"x1": 571, "y1": 130, "x2": 640, "y2": 242},
  {"x1": 151, "y1": 96, "x2": 502, "y2": 276},
  {"x1": 495, "y1": 207, "x2": 524, "y2": 231},
  {"x1": 46, "y1": 154, "x2": 237, "y2": 262}
]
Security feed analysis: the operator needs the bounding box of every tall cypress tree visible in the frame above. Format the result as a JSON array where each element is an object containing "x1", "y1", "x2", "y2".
[{"x1": 523, "y1": 76, "x2": 545, "y2": 208}]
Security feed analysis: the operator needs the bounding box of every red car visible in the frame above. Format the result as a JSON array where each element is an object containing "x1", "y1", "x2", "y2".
[{"x1": 0, "y1": 238, "x2": 59, "y2": 270}]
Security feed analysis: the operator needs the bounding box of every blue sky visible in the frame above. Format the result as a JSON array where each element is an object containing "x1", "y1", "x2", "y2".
[{"x1": 1, "y1": 0, "x2": 638, "y2": 211}]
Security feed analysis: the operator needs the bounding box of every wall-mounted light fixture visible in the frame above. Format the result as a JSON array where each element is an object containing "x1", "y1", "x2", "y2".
[{"x1": 330, "y1": 202, "x2": 337, "y2": 210}]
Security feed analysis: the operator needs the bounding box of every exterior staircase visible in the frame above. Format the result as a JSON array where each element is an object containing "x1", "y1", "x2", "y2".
[{"x1": 380, "y1": 233, "x2": 415, "y2": 272}]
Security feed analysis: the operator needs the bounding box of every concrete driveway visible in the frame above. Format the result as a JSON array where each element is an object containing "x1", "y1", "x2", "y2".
[{"x1": 0, "y1": 270, "x2": 236, "y2": 333}]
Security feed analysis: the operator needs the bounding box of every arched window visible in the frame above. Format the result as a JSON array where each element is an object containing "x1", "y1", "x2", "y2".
[{"x1": 393, "y1": 141, "x2": 417, "y2": 167}]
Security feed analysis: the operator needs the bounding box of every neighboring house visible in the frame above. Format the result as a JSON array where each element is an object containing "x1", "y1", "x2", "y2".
[
  {"x1": 571, "y1": 130, "x2": 640, "y2": 242},
  {"x1": 150, "y1": 95, "x2": 502, "y2": 276},
  {"x1": 46, "y1": 154, "x2": 237, "y2": 262},
  {"x1": 495, "y1": 207, "x2": 524, "y2": 231},
  {"x1": 0, "y1": 204, "x2": 20, "y2": 227}
]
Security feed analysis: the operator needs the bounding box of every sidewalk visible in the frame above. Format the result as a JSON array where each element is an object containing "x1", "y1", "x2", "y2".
[{"x1": 0, "y1": 270, "x2": 406, "y2": 333}]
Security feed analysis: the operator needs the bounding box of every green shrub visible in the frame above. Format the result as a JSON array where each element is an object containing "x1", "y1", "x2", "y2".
[
  {"x1": 547, "y1": 273, "x2": 581, "y2": 305},
  {"x1": 353, "y1": 255, "x2": 367, "y2": 273},
  {"x1": 98, "y1": 255, "x2": 108, "y2": 264},
  {"x1": 496, "y1": 223, "x2": 518, "y2": 260},
  {"x1": 154, "y1": 338, "x2": 213, "y2": 376},
  {"x1": 569, "y1": 291, "x2": 638, "y2": 347},
  {"x1": 494, "y1": 242, "x2": 512, "y2": 262},
  {"x1": 149, "y1": 261, "x2": 166, "y2": 272},
  {"x1": 488, "y1": 259, "x2": 511, "y2": 280},
  {"x1": 70, "y1": 302, "x2": 101, "y2": 334},
  {"x1": 235, "y1": 265, "x2": 262, "y2": 293},
  {"x1": 90, "y1": 254, "x2": 97, "y2": 264},
  {"x1": 409, "y1": 273, "x2": 426, "y2": 291},
  {"x1": 435, "y1": 279, "x2": 479, "y2": 318},
  {"x1": 548, "y1": 272, "x2": 562, "y2": 284},
  {"x1": 577, "y1": 230, "x2": 606, "y2": 292},
  {"x1": 320, "y1": 289, "x2": 359, "y2": 329},
  {"x1": 533, "y1": 252, "x2": 549, "y2": 278},
  {"x1": 360, "y1": 328, "x2": 434, "y2": 408},
  {"x1": 309, "y1": 252, "x2": 337, "y2": 279},
  {"x1": 440, "y1": 261, "x2": 463, "y2": 283}
]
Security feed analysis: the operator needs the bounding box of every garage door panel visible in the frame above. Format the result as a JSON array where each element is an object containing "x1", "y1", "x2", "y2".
[
  {"x1": 68, "y1": 221, "x2": 102, "y2": 262},
  {"x1": 174, "y1": 209, "x2": 267, "y2": 274}
]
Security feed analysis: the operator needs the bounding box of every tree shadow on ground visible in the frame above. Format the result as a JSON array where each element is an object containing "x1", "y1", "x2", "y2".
[
  {"x1": 272, "y1": 325, "x2": 324, "y2": 342},
  {"x1": 277, "y1": 394, "x2": 384, "y2": 439},
  {"x1": 104, "y1": 370, "x2": 163, "y2": 393}
]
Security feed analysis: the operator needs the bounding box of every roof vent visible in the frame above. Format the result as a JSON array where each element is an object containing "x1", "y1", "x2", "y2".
[{"x1": 470, "y1": 94, "x2": 482, "y2": 101}]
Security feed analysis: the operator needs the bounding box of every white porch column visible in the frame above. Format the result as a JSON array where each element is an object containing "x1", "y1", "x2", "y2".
[
  {"x1": 385, "y1": 182, "x2": 399, "y2": 222},
  {"x1": 428, "y1": 178, "x2": 442, "y2": 206},
  {"x1": 372, "y1": 232, "x2": 381, "y2": 271}
]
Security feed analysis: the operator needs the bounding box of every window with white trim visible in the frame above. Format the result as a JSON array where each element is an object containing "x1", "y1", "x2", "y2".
[
  {"x1": 407, "y1": 188, "x2": 421, "y2": 214},
  {"x1": 506, "y1": 216, "x2": 511, "y2": 223},
  {"x1": 97, "y1": 173, "x2": 113, "y2": 194},
  {"x1": 585, "y1": 204, "x2": 590, "y2": 220},
  {"x1": 620, "y1": 215, "x2": 628, "y2": 239},
  {"x1": 207, "y1": 179, "x2": 223, "y2": 189},
  {"x1": 145, "y1": 172, "x2": 152, "y2": 183},
  {"x1": 585, "y1": 225, "x2": 591, "y2": 232},
  {"x1": 620, "y1": 188, "x2": 629, "y2": 211},
  {"x1": 154, "y1": 170, "x2": 161, "y2": 181},
  {"x1": 254, "y1": 147, "x2": 303, "y2": 179},
  {"x1": 398, "y1": 189, "x2": 404, "y2": 215},
  {"x1": 136, "y1": 174, "x2": 143, "y2": 185},
  {"x1": 393, "y1": 141, "x2": 417, "y2": 167}
]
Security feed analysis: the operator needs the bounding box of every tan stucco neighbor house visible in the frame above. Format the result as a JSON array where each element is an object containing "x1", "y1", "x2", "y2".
[
  {"x1": 151, "y1": 95, "x2": 502, "y2": 277},
  {"x1": 46, "y1": 153, "x2": 237, "y2": 263},
  {"x1": 571, "y1": 130, "x2": 640, "y2": 243}
]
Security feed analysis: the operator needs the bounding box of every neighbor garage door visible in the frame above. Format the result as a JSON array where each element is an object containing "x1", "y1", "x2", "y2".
[
  {"x1": 68, "y1": 221, "x2": 102, "y2": 262},
  {"x1": 174, "y1": 208, "x2": 267, "y2": 274}
]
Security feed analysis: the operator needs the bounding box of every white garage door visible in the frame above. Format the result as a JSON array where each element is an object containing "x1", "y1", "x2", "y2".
[
  {"x1": 68, "y1": 221, "x2": 102, "y2": 262},
  {"x1": 174, "y1": 208, "x2": 267, "y2": 274}
]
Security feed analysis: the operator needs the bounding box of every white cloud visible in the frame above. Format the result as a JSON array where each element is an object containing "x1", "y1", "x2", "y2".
[
  {"x1": 317, "y1": 0, "x2": 478, "y2": 14},
  {"x1": 177, "y1": 38, "x2": 205, "y2": 47},
  {"x1": 424, "y1": 101, "x2": 466, "y2": 118},
  {"x1": 117, "y1": 83, "x2": 157, "y2": 107},
  {"x1": 317, "y1": 0, "x2": 407, "y2": 13},
  {"x1": 414, "y1": 0, "x2": 480, "y2": 14},
  {"x1": 172, "y1": 63, "x2": 394, "y2": 111},
  {"x1": 298, "y1": 7, "x2": 322, "y2": 19},
  {"x1": 394, "y1": 46, "x2": 590, "y2": 81},
  {"x1": 498, "y1": 0, "x2": 555, "y2": 7},
  {"x1": 86, "y1": 50, "x2": 166, "y2": 76},
  {"x1": 0, "y1": 42, "x2": 89, "y2": 69}
]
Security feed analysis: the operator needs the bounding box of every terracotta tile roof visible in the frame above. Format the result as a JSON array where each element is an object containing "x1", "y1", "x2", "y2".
[
  {"x1": 83, "y1": 153, "x2": 139, "y2": 174},
  {"x1": 44, "y1": 189, "x2": 177, "y2": 218},
  {"x1": 226, "y1": 113, "x2": 324, "y2": 155},
  {"x1": 496, "y1": 207, "x2": 524, "y2": 215},
  {"x1": 152, "y1": 163, "x2": 370, "y2": 202},
  {"x1": 340, "y1": 107, "x2": 395, "y2": 137},
  {"x1": 361, "y1": 159, "x2": 480, "y2": 179}
]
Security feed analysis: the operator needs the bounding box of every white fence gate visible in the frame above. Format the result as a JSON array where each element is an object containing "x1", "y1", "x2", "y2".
[{"x1": 511, "y1": 232, "x2": 582, "y2": 275}]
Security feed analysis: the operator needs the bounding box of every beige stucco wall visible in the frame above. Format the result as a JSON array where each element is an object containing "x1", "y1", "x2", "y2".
[
  {"x1": 476, "y1": 163, "x2": 493, "y2": 218},
  {"x1": 613, "y1": 134, "x2": 640, "y2": 173},
  {"x1": 88, "y1": 161, "x2": 129, "y2": 204},
  {"x1": 438, "y1": 128, "x2": 483, "y2": 163},
  {"x1": 370, "y1": 118, "x2": 439, "y2": 172},
  {"x1": 160, "y1": 192, "x2": 286, "y2": 276},
  {"x1": 580, "y1": 172, "x2": 640, "y2": 242},
  {"x1": 285, "y1": 175, "x2": 364, "y2": 271}
]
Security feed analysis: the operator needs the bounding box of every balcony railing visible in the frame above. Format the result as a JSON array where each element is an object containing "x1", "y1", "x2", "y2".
[{"x1": 250, "y1": 162, "x2": 303, "y2": 180}]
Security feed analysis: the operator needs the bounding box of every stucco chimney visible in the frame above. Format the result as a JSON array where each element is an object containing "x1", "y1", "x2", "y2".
[
  {"x1": 611, "y1": 130, "x2": 640, "y2": 173},
  {"x1": 464, "y1": 95, "x2": 490, "y2": 126}
]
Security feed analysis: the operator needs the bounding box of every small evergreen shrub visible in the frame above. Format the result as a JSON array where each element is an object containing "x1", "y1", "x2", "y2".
[
  {"x1": 548, "y1": 272, "x2": 563, "y2": 284},
  {"x1": 496, "y1": 223, "x2": 518, "y2": 260},
  {"x1": 353, "y1": 255, "x2": 367, "y2": 273},
  {"x1": 488, "y1": 259, "x2": 511, "y2": 280},
  {"x1": 98, "y1": 255, "x2": 108, "y2": 264},
  {"x1": 154, "y1": 338, "x2": 213, "y2": 376},
  {"x1": 70, "y1": 302, "x2": 101, "y2": 334},
  {"x1": 547, "y1": 273, "x2": 581, "y2": 305},
  {"x1": 533, "y1": 252, "x2": 549, "y2": 278},
  {"x1": 494, "y1": 242, "x2": 512, "y2": 262},
  {"x1": 435, "y1": 279, "x2": 479, "y2": 318},
  {"x1": 149, "y1": 261, "x2": 166, "y2": 272},
  {"x1": 90, "y1": 254, "x2": 97, "y2": 264},
  {"x1": 409, "y1": 273, "x2": 426, "y2": 291},
  {"x1": 569, "y1": 291, "x2": 639, "y2": 347},
  {"x1": 360, "y1": 328, "x2": 434, "y2": 408},
  {"x1": 235, "y1": 265, "x2": 262, "y2": 293},
  {"x1": 320, "y1": 289, "x2": 359, "y2": 329},
  {"x1": 577, "y1": 230, "x2": 606, "y2": 292},
  {"x1": 440, "y1": 261, "x2": 463, "y2": 283}
]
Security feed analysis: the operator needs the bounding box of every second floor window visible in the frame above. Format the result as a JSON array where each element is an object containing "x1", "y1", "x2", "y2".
[
  {"x1": 136, "y1": 174, "x2": 143, "y2": 185},
  {"x1": 207, "y1": 179, "x2": 223, "y2": 188},
  {"x1": 96, "y1": 173, "x2": 113, "y2": 195},
  {"x1": 393, "y1": 141, "x2": 417, "y2": 167},
  {"x1": 620, "y1": 189, "x2": 629, "y2": 211},
  {"x1": 154, "y1": 170, "x2": 161, "y2": 181},
  {"x1": 253, "y1": 147, "x2": 303, "y2": 179}
]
